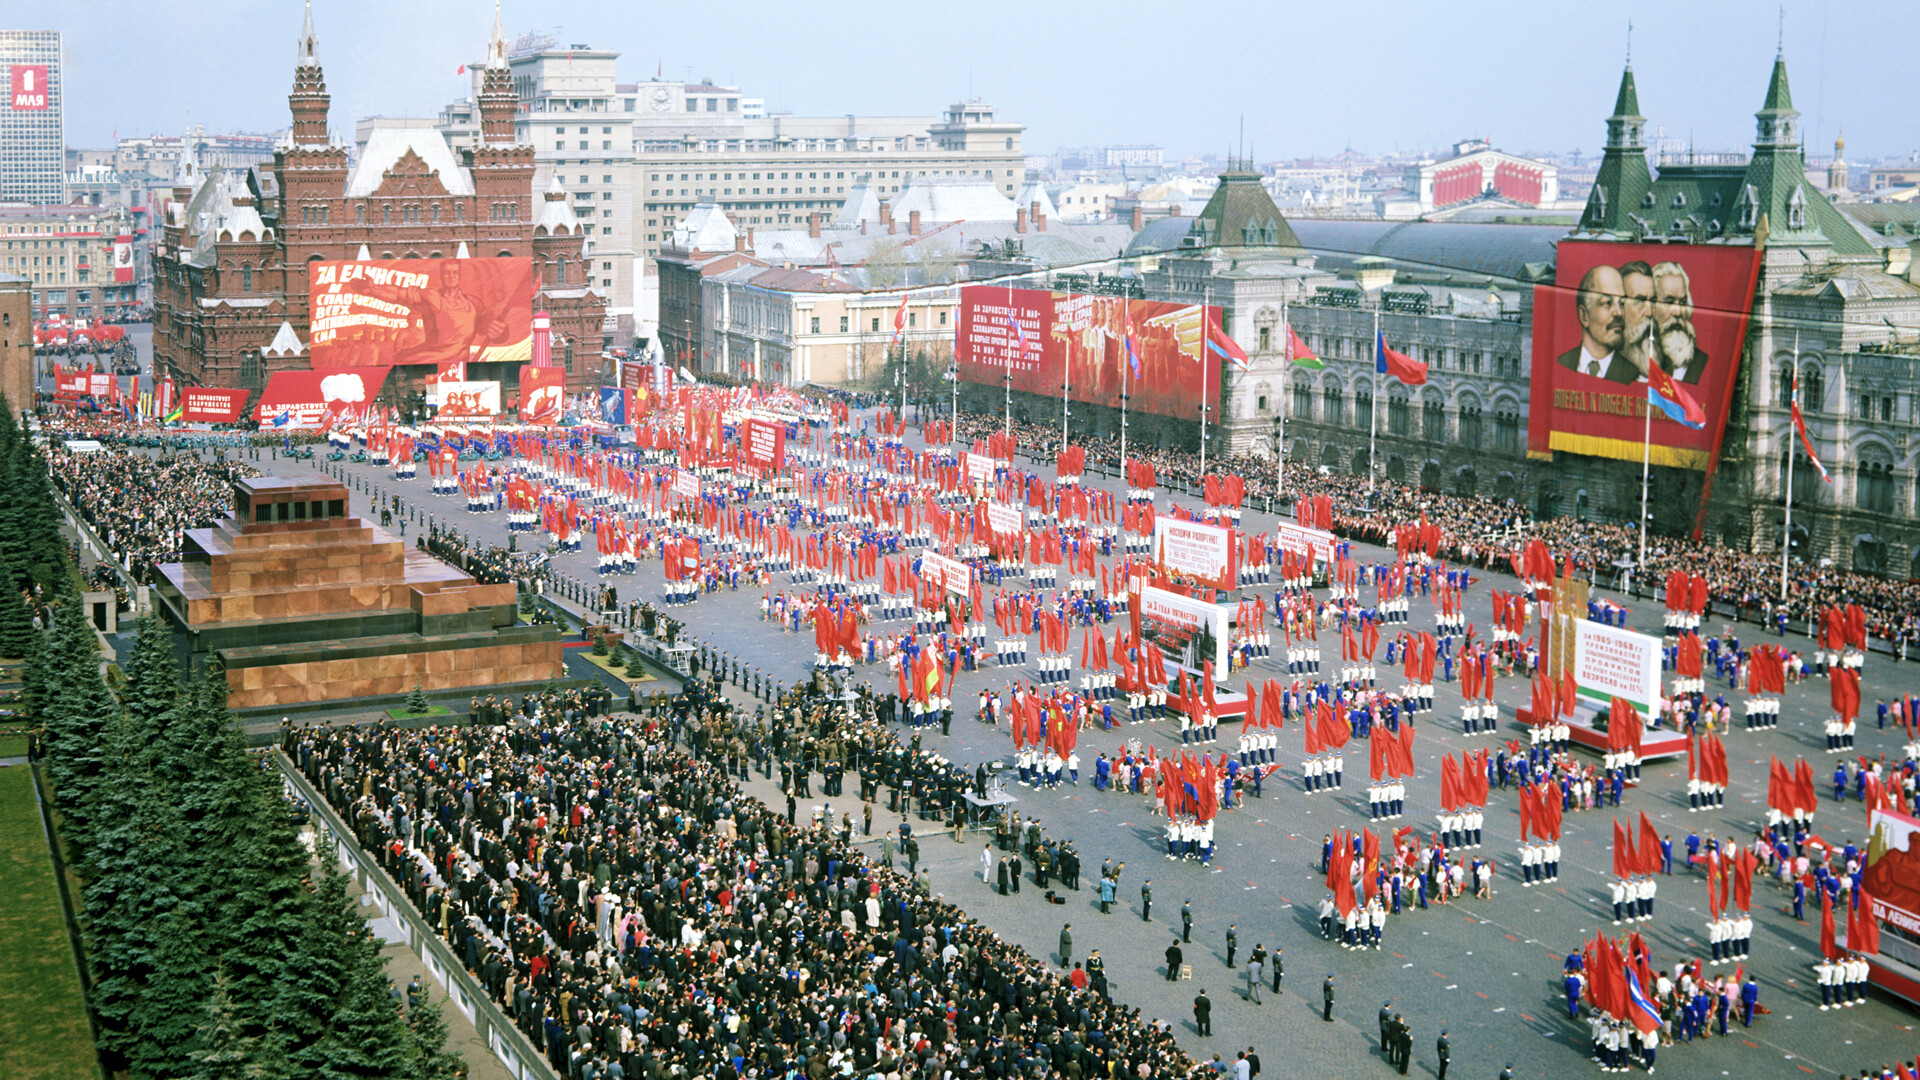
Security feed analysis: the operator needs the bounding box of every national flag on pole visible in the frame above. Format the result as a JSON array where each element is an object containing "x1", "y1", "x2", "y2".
[
  {"x1": 1205, "y1": 311, "x2": 1252, "y2": 373},
  {"x1": 891, "y1": 293, "x2": 909, "y2": 345},
  {"x1": 1375, "y1": 332, "x2": 1427, "y2": 385},
  {"x1": 1622, "y1": 964, "x2": 1664, "y2": 1035},
  {"x1": 1010, "y1": 312, "x2": 1029, "y2": 362},
  {"x1": 1123, "y1": 302, "x2": 1142, "y2": 380},
  {"x1": 1790, "y1": 375, "x2": 1831, "y2": 482},
  {"x1": 1285, "y1": 322, "x2": 1324, "y2": 369},
  {"x1": 1646, "y1": 364, "x2": 1706, "y2": 429}
]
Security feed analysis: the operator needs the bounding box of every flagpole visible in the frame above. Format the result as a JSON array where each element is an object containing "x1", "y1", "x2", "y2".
[
  {"x1": 1276, "y1": 295, "x2": 1288, "y2": 511},
  {"x1": 1637, "y1": 386, "x2": 1652, "y2": 572},
  {"x1": 1004, "y1": 281, "x2": 1014, "y2": 443},
  {"x1": 1782, "y1": 329, "x2": 1799, "y2": 601},
  {"x1": 1119, "y1": 297, "x2": 1129, "y2": 490},
  {"x1": 1200, "y1": 284, "x2": 1211, "y2": 480},
  {"x1": 1369, "y1": 308, "x2": 1379, "y2": 494}
]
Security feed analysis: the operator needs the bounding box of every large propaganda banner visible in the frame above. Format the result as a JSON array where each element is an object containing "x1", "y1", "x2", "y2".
[
  {"x1": 309, "y1": 258, "x2": 533, "y2": 368},
  {"x1": 519, "y1": 366, "x2": 564, "y2": 425},
  {"x1": 178, "y1": 387, "x2": 250, "y2": 423},
  {"x1": 1272, "y1": 520, "x2": 1337, "y2": 568},
  {"x1": 256, "y1": 368, "x2": 391, "y2": 428},
  {"x1": 1153, "y1": 517, "x2": 1235, "y2": 594},
  {"x1": 1138, "y1": 584, "x2": 1231, "y2": 676},
  {"x1": 1528, "y1": 241, "x2": 1764, "y2": 471},
  {"x1": 1862, "y1": 809, "x2": 1920, "y2": 943},
  {"x1": 437, "y1": 381, "x2": 501, "y2": 419},
  {"x1": 955, "y1": 285, "x2": 1224, "y2": 420},
  {"x1": 919, "y1": 551, "x2": 973, "y2": 595},
  {"x1": 1572, "y1": 620, "x2": 1662, "y2": 716},
  {"x1": 741, "y1": 418, "x2": 787, "y2": 471}
]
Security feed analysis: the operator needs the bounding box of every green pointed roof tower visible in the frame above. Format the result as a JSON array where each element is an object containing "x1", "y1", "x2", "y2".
[
  {"x1": 1183, "y1": 160, "x2": 1302, "y2": 251},
  {"x1": 1581, "y1": 62, "x2": 1652, "y2": 235},
  {"x1": 1732, "y1": 51, "x2": 1872, "y2": 254}
]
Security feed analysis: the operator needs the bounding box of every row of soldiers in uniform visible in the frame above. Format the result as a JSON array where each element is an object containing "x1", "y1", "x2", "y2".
[
  {"x1": 1300, "y1": 754, "x2": 1346, "y2": 792},
  {"x1": 1518, "y1": 841, "x2": 1563, "y2": 885},
  {"x1": 1608, "y1": 877, "x2": 1658, "y2": 924},
  {"x1": 1813, "y1": 954, "x2": 1874, "y2": 1009},
  {"x1": 1686, "y1": 775, "x2": 1728, "y2": 811},
  {"x1": 1825, "y1": 714, "x2": 1860, "y2": 752},
  {"x1": 1464, "y1": 701, "x2": 1505, "y2": 735},
  {"x1": 1178, "y1": 710, "x2": 1222, "y2": 744},
  {"x1": 1163, "y1": 818, "x2": 1217, "y2": 863},
  {"x1": 1704, "y1": 913, "x2": 1754, "y2": 963},
  {"x1": 1367, "y1": 781, "x2": 1408, "y2": 821}
]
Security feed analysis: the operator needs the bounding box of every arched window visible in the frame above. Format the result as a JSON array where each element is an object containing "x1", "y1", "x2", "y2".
[
  {"x1": 1322, "y1": 384, "x2": 1343, "y2": 425},
  {"x1": 356, "y1": 204, "x2": 366, "y2": 224},
  {"x1": 383, "y1": 204, "x2": 392, "y2": 225},
  {"x1": 1803, "y1": 367, "x2": 1824, "y2": 412},
  {"x1": 1354, "y1": 386, "x2": 1372, "y2": 430},
  {"x1": 1458, "y1": 404, "x2": 1483, "y2": 449},
  {"x1": 555, "y1": 257, "x2": 568, "y2": 285},
  {"x1": 432, "y1": 204, "x2": 441, "y2": 223},
  {"x1": 1387, "y1": 394, "x2": 1409, "y2": 436},
  {"x1": 241, "y1": 264, "x2": 252, "y2": 293},
  {"x1": 1857, "y1": 458, "x2": 1896, "y2": 515},
  {"x1": 454, "y1": 203, "x2": 464, "y2": 223},
  {"x1": 1423, "y1": 398, "x2": 1446, "y2": 441}
]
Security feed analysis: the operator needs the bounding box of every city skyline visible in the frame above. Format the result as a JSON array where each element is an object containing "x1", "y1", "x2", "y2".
[{"x1": 12, "y1": 0, "x2": 1909, "y2": 165}]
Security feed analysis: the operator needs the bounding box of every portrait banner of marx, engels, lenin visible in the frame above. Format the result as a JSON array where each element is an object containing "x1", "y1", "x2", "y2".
[{"x1": 1528, "y1": 241, "x2": 1764, "y2": 471}]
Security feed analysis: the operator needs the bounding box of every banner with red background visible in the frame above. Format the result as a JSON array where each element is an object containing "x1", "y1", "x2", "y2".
[
  {"x1": 309, "y1": 258, "x2": 532, "y2": 368},
  {"x1": 1528, "y1": 241, "x2": 1763, "y2": 471},
  {"x1": 740, "y1": 418, "x2": 787, "y2": 471},
  {"x1": 179, "y1": 387, "x2": 251, "y2": 423},
  {"x1": 255, "y1": 368, "x2": 391, "y2": 428},
  {"x1": 956, "y1": 285, "x2": 1224, "y2": 420},
  {"x1": 519, "y1": 366, "x2": 564, "y2": 425}
]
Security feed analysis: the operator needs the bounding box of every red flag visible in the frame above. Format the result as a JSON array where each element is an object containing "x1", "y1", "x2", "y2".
[
  {"x1": 1820, "y1": 890, "x2": 1839, "y2": 960},
  {"x1": 1638, "y1": 812, "x2": 1662, "y2": 877},
  {"x1": 1374, "y1": 332, "x2": 1428, "y2": 385},
  {"x1": 1612, "y1": 819, "x2": 1635, "y2": 880}
]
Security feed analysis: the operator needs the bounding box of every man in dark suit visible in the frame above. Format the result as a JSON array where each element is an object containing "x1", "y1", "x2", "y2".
[
  {"x1": 1323, "y1": 974, "x2": 1336, "y2": 1021},
  {"x1": 1193, "y1": 989, "x2": 1212, "y2": 1036},
  {"x1": 1555, "y1": 264, "x2": 1640, "y2": 384}
]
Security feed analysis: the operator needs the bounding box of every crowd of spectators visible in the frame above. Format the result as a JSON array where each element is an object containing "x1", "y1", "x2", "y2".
[
  {"x1": 287, "y1": 674, "x2": 1196, "y2": 1080},
  {"x1": 951, "y1": 413, "x2": 1920, "y2": 651},
  {"x1": 45, "y1": 443, "x2": 261, "y2": 586}
]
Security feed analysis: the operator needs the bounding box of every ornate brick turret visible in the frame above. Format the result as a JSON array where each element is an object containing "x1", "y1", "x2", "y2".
[
  {"x1": 478, "y1": 1, "x2": 518, "y2": 146},
  {"x1": 289, "y1": 0, "x2": 330, "y2": 147}
]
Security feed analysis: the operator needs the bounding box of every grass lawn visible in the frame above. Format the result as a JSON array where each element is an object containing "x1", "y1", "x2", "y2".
[
  {"x1": 579, "y1": 651, "x2": 657, "y2": 685},
  {"x1": 384, "y1": 705, "x2": 455, "y2": 721},
  {"x1": 0, "y1": 766, "x2": 99, "y2": 1080},
  {"x1": 0, "y1": 736, "x2": 30, "y2": 758}
]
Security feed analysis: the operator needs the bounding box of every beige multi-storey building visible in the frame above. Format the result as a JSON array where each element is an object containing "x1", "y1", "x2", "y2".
[
  {"x1": 437, "y1": 38, "x2": 1024, "y2": 346},
  {"x1": 0, "y1": 202, "x2": 137, "y2": 323}
]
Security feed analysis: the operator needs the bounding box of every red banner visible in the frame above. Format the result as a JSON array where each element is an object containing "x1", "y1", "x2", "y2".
[
  {"x1": 519, "y1": 365, "x2": 564, "y2": 425},
  {"x1": 55, "y1": 367, "x2": 90, "y2": 397},
  {"x1": 741, "y1": 417, "x2": 787, "y2": 471},
  {"x1": 179, "y1": 387, "x2": 250, "y2": 423},
  {"x1": 255, "y1": 368, "x2": 392, "y2": 429},
  {"x1": 956, "y1": 285, "x2": 1224, "y2": 420},
  {"x1": 308, "y1": 258, "x2": 533, "y2": 368},
  {"x1": 11, "y1": 65, "x2": 49, "y2": 110},
  {"x1": 1528, "y1": 241, "x2": 1763, "y2": 471}
]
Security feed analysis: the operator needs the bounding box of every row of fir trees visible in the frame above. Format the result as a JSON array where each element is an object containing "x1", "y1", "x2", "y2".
[{"x1": 6, "y1": 398, "x2": 465, "y2": 1079}]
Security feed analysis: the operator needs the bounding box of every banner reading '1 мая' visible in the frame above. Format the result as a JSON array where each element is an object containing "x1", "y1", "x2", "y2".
[
  {"x1": 955, "y1": 285, "x2": 1224, "y2": 419},
  {"x1": 1528, "y1": 241, "x2": 1763, "y2": 471},
  {"x1": 309, "y1": 258, "x2": 533, "y2": 368}
]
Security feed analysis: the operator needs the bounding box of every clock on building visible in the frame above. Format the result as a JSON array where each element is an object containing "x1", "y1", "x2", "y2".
[{"x1": 649, "y1": 87, "x2": 672, "y2": 112}]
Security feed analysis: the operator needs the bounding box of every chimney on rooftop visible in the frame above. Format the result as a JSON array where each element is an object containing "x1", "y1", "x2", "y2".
[
  {"x1": 1170, "y1": 204, "x2": 1182, "y2": 217},
  {"x1": 909, "y1": 210, "x2": 921, "y2": 236},
  {"x1": 747, "y1": 227, "x2": 754, "y2": 249},
  {"x1": 1036, "y1": 210, "x2": 1047, "y2": 232},
  {"x1": 879, "y1": 200, "x2": 892, "y2": 225},
  {"x1": 735, "y1": 234, "x2": 746, "y2": 253},
  {"x1": 1015, "y1": 207, "x2": 1027, "y2": 233},
  {"x1": 1130, "y1": 205, "x2": 1143, "y2": 230},
  {"x1": 808, "y1": 213, "x2": 820, "y2": 239}
]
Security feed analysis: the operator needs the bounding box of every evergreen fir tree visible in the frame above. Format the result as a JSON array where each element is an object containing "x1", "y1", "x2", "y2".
[
  {"x1": 41, "y1": 593, "x2": 117, "y2": 849},
  {"x1": 405, "y1": 682, "x2": 432, "y2": 714},
  {"x1": 8, "y1": 433, "x2": 72, "y2": 593},
  {"x1": 120, "y1": 612, "x2": 183, "y2": 732},
  {"x1": 273, "y1": 860, "x2": 355, "y2": 1078},
  {"x1": 183, "y1": 972, "x2": 269, "y2": 1080},
  {"x1": 403, "y1": 993, "x2": 464, "y2": 1080},
  {"x1": 0, "y1": 549, "x2": 36, "y2": 660},
  {"x1": 127, "y1": 902, "x2": 216, "y2": 1079}
]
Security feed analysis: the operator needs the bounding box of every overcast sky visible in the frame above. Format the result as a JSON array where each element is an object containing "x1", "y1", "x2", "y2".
[{"x1": 20, "y1": 0, "x2": 1911, "y2": 164}]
